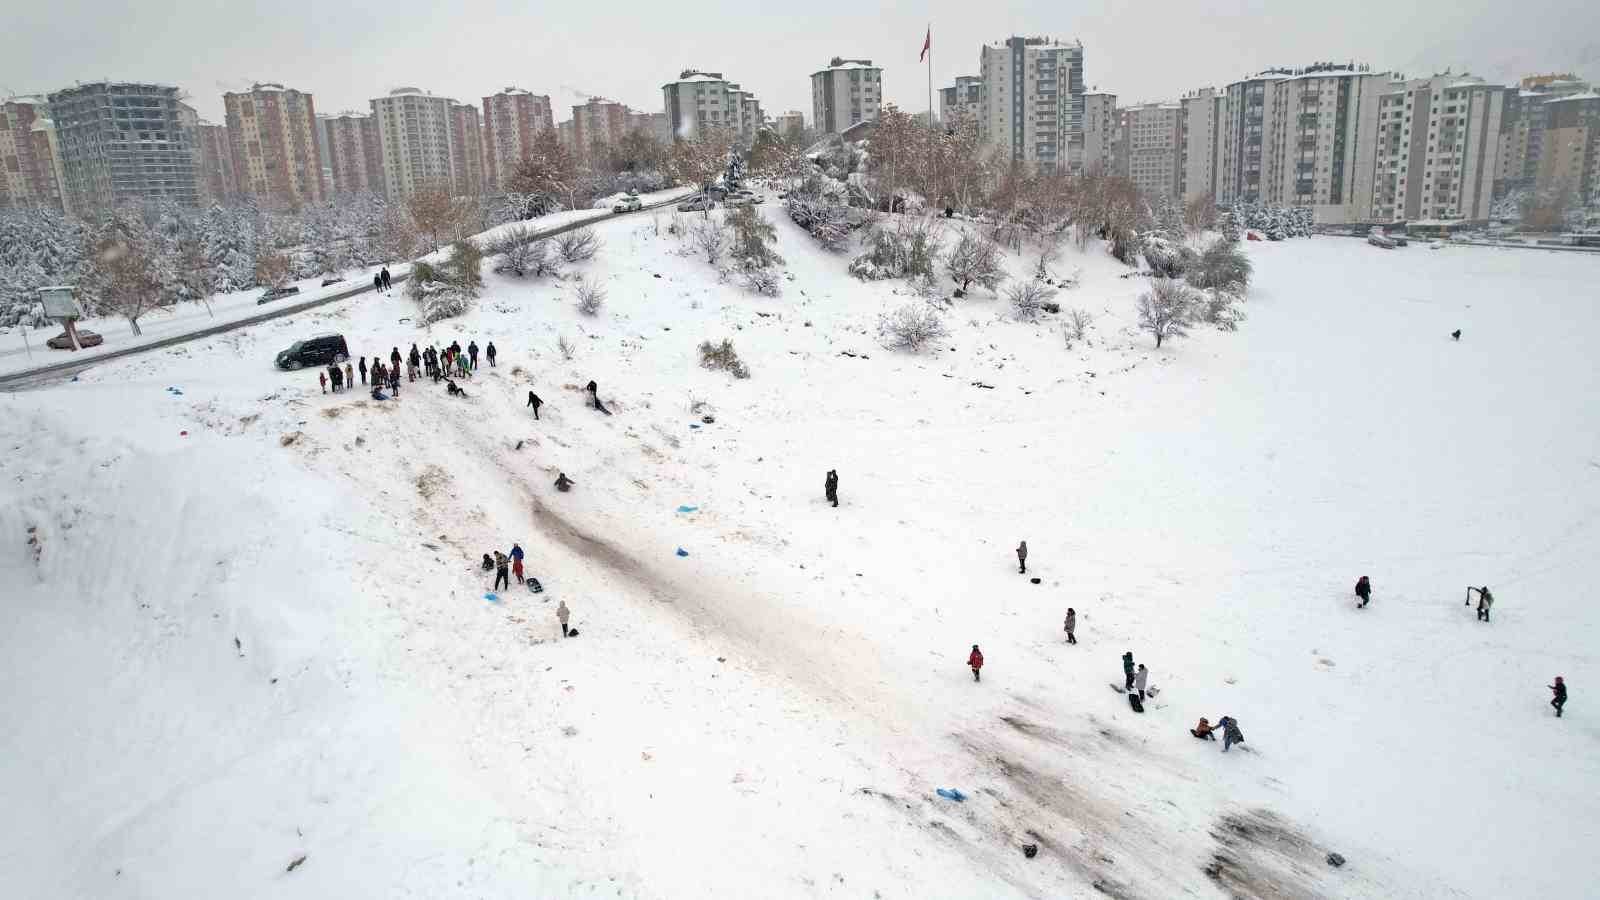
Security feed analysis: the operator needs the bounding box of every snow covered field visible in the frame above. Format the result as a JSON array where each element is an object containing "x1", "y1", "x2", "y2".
[{"x1": 2, "y1": 215, "x2": 1596, "y2": 899}]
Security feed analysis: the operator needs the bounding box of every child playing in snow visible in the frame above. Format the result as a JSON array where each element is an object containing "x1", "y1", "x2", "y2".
[
  {"x1": 968, "y1": 645, "x2": 984, "y2": 682},
  {"x1": 1191, "y1": 717, "x2": 1216, "y2": 740},
  {"x1": 319, "y1": 371, "x2": 327, "y2": 393}
]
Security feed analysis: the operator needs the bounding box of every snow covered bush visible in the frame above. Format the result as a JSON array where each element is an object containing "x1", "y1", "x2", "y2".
[
  {"x1": 876, "y1": 301, "x2": 949, "y2": 352},
  {"x1": 1186, "y1": 238, "x2": 1253, "y2": 294},
  {"x1": 1006, "y1": 279, "x2": 1057, "y2": 322},
  {"x1": 1141, "y1": 235, "x2": 1196, "y2": 279},
  {"x1": 441, "y1": 239, "x2": 484, "y2": 294},
  {"x1": 556, "y1": 227, "x2": 602, "y2": 263},
  {"x1": 944, "y1": 231, "x2": 1005, "y2": 294},
  {"x1": 698, "y1": 338, "x2": 750, "y2": 379},
  {"x1": 418, "y1": 285, "x2": 474, "y2": 325},
  {"x1": 574, "y1": 275, "x2": 605, "y2": 316},
  {"x1": 850, "y1": 216, "x2": 942, "y2": 282},
  {"x1": 489, "y1": 226, "x2": 538, "y2": 277},
  {"x1": 81, "y1": 215, "x2": 169, "y2": 336},
  {"x1": 1065, "y1": 308, "x2": 1093, "y2": 344},
  {"x1": 692, "y1": 217, "x2": 730, "y2": 265},
  {"x1": 1137, "y1": 278, "x2": 1195, "y2": 348},
  {"x1": 785, "y1": 173, "x2": 852, "y2": 252},
  {"x1": 728, "y1": 205, "x2": 784, "y2": 271},
  {"x1": 1196, "y1": 289, "x2": 1247, "y2": 332},
  {"x1": 742, "y1": 268, "x2": 782, "y2": 297}
]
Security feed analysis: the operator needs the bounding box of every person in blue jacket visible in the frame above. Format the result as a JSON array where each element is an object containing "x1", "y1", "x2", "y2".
[{"x1": 510, "y1": 543, "x2": 525, "y2": 584}]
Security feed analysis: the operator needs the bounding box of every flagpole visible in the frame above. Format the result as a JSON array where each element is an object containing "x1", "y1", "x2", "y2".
[{"x1": 926, "y1": 24, "x2": 934, "y2": 132}]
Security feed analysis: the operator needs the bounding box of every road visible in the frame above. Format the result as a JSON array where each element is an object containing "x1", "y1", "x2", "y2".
[{"x1": 0, "y1": 192, "x2": 690, "y2": 392}]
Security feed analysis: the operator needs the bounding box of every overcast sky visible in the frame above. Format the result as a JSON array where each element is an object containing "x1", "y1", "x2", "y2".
[{"x1": 4, "y1": 0, "x2": 1596, "y2": 123}]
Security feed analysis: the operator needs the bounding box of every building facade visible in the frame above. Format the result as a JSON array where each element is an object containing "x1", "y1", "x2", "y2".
[
  {"x1": 773, "y1": 110, "x2": 805, "y2": 138},
  {"x1": 978, "y1": 36, "x2": 1086, "y2": 173},
  {"x1": 322, "y1": 112, "x2": 383, "y2": 195},
  {"x1": 663, "y1": 71, "x2": 762, "y2": 142},
  {"x1": 1368, "y1": 74, "x2": 1505, "y2": 221},
  {"x1": 370, "y1": 87, "x2": 457, "y2": 199},
  {"x1": 0, "y1": 97, "x2": 71, "y2": 213},
  {"x1": 626, "y1": 110, "x2": 672, "y2": 144},
  {"x1": 482, "y1": 87, "x2": 554, "y2": 190},
  {"x1": 447, "y1": 102, "x2": 483, "y2": 196},
  {"x1": 1534, "y1": 91, "x2": 1600, "y2": 206},
  {"x1": 1121, "y1": 102, "x2": 1183, "y2": 201},
  {"x1": 47, "y1": 81, "x2": 198, "y2": 211},
  {"x1": 193, "y1": 122, "x2": 235, "y2": 203},
  {"x1": 1496, "y1": 75, "x2": 1591, "y2": 198},
  {"x1": 940, "y1": 76, "x2": 983, "y2": 127},
  {"x1": 572, "y1": 97, "x2": 628, "y2": 159},
  {"x1": 1179, "y1": 88, "x2": 1225, "y2": 204},
  {"x1": 811, "y1": 58, "x2": 882, "y2": 134},
  {"x1": 223, "y1": 83, "x2": 327, "y2": 209}
]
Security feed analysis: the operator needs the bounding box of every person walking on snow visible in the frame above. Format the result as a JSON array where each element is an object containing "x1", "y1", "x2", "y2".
[
  {"x1": 486, "y1": 342, "x2": 497, "y2": 367},
  {"x1": 824, "y1": 470, "x2": 839, "y2": 507},
  {"x1": 528, "y1": 391, "x2": 543, "y2": 419},
  {"x1": 968, "y1": 645, "x2": 984, "y2": 682},
  {"x1": 1016, "y1": 540, "x2": 1028, "y2": 574},
  {"x1": 373, "y1": 272, "x2": 383, "y2": 292},
  {"x1": 1475, "y1": 586, "x2": 1494, "y2": 622},
  {"x1": 1551, "y1": 676, "x2": 1567, "y2": 717},
  {"x1": 556, "y1": 600, "x2": 571, "y2": 637},
  {"x1": 1355, "y1": 575, "x2": 1372, "y2": 608},
  {"x1": 468, "y1": 341, "x2": 479, "y2": 369},
  {"x1": 319, "y1": 370, "x2": 327, "y2": 393},
  {"x1": 492, "y1": 551, "x2": 510, "y2": 591},
  {"x1": 359, "y1": 357, "x2": 367, "y2": 385},
  {"x1": 380, "y1": 266, "x2": 391, "y2": 290},
  {"x1": 1135, "y1": 664, "x2": 1149, "y2": 700},
  {"x1": 510, "y1": 543, "x2": 525, "y2": 584},
  {"x1": 1063, "y1": 608, "x2": 1077, "y2": 644},
  {"x1": 1218, "y1": 716, "x2": 1244, "y2": 752},
  {"x1": 1123, "y1": 651, "x2": 1136, "y2": 690}
]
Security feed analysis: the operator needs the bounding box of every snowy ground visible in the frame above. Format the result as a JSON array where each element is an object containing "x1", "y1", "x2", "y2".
[{"x1": 2, "y1": 214, "x2": 1597, "y2": 899}]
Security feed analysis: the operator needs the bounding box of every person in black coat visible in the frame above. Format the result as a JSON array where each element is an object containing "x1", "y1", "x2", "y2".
[
  {"x1": 824, "y1": 470, "x2": 839, "y2": 507},
  {"x1": 486, "y1": 341, "x2": 497, "y2": 367},
  {"x1": 1355, "y1": 575, "x2": 1372, "y2": 608},
  {"x1": 1551, "y1": 677, "x2": 1567, "y2": 717},
  {"x1": 528, "y1": 391, "x2": 543, "y2": 419},
  {"x1": 358, "y1": 356, "x2": 367, "y2": 385},
  {"x1": 373, "y1": 273, "x2": 383, "y2": 291},
  {"x1": 380, "y1": 267, "x2": 392, "y2": 290},
  {"x1": 468, "y1": 341, "x2": 479, "y2": 369},
  {"x1": 1122, "y1": 651, "x2": 1136, "y2": 690}
]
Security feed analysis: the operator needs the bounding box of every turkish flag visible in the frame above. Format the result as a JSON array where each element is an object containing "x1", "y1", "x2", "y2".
[{"x1": 919, "y1": 27, "x2": 930, "y2": 61}]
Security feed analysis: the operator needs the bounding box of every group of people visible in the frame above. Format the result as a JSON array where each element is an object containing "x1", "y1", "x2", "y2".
[
  {"x1": 483, "y1": 543, "x2": 573, "y2": 638},
  {"x1": 372, "y1": 267, "x2": 393, "y2": 293},
  {"x1": 319, "y1": 338, "x2": 503, "y2": 401},
  {"x1": 1190, "y1": 716, "x2": 1245, "y2": 752}
]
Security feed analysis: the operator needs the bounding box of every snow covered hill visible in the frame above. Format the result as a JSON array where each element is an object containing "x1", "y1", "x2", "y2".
[{"x1": 3, "y1": 211, "x2": 1597, "y2": 899}]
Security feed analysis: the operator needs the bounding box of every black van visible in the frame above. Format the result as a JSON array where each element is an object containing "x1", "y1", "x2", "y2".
[{"x1": 275, "y1": 334, "x2": 350, "y2": 370}]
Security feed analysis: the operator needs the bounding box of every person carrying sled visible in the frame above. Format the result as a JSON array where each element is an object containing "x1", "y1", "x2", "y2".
[
  {"x1": 1191, "y1": 717, "x2": 1217, "y2": 740},
  {"x1": 1551, "y1": 676, "x2": 1567, "y2": 718},
  {"x1": 824, "y1": 469, "x2": 839, "y2": 507},
  {"x1": 968, "y1": 645, "x2": 984, "y2": 682},
  {"x1": 1017, "y1": 540, "x2": 1028, "y2": 574},
  {"x1": 556, "y1": 600, "x2": 571, "y2": 637},
  {"x1": 1355, "y1": 575, "x2": 1372, "y2": 608},
  {"x1": 1063, "y1": 607, "x2": 1077, "y2": 644},
  {"x1": 1122, "y1": 651, "x2": 1136, "y2": 690},
  {"x1": 510, "y1": 543, "x2": 525, "y2": 584},
  {"x1": 492, "y1": 550, "x2": 511, "y2": 591},
  {"x1": 1218, "y1": 716, "x2": 1244, "y2": 752}
]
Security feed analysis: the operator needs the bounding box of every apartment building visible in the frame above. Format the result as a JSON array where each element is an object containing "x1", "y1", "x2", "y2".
[
  {"x1": 663, "y1": 71, "x2": 762, "y2": 142},
  {"x1": 978, "y1": 36, "x2": 1086, "y2": 173},
  {"x1": 572, "y1": 97, "x2": 627, "y2": 158},
  {"x1": 447, "y1": 102, "x2": 483, "y2": 196},
  {"x1": 322, "y1": 112, "x2": 383, "y2": 195},
  {"x1": 223, "y1": 83, "x2": 326, "y2": 209},
  {"x1": 1121, "y1": 102, "x2": 1183, "y2": 201},
  {"x1": 1496, "y1": 74, "x2": 1591, "y2": 196},
  {"x1": 940, "y1": 76, "x2": 983, "y2": 127},
  {"x1": 482, "y1": 87, "x2": 554, "y2": 189},
  {"x1": 370, "y1": 87, "x2": 460, "y2": 199},
  {"x1": 773, "y1": 110, "x2": 805, "y2": 138},
  {"x1": 811, "y1": 58, "x2": 883, "y2": 134},
  {"x1": 1369, "y1": 74, "x2": 1505, "y2": 222},
  {"x1": 47, "y1": 81, "x2": 198, "y2": 211},
  {"x1": 626, "y1": 110, "x2": 671, "y2": 144},
  {"x1": 1535, "y1": 91, "x2": 1600, "y2": 205},
  {"x1": 1180, "y1": 88, "x2": 1225, "y2": 204},
  {"x1": 0, "y1": 97, "x2": 71, "y2": 213},
  {"x1": 193, "y1": 121, "x2": 235, "y2": 203}
]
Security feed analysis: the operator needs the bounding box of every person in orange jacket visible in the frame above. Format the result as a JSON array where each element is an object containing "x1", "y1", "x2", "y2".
[
  {"x1": 968, "y1": 644, "x2": 984, "y2": 682},
  {"x1": 1191, "y1": 717, "x2": 1216, "y2": 740}
]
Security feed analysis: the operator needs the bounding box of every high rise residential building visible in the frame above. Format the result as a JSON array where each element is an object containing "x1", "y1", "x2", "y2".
[
  {"x1": 1216, "y1": 64, "x2": 1391, "y2": 222},
  {"x1": 223, "y1": 82, "x2": 327, "y2": 209},
  {"x1": 0, "y1": 97, "x2": 71, "y2": 213},
  {"x1": 193, "y1": 122, "x2": 235, "y2": 203},
  {"x1": 47, "y1": 81, "x2": 198, "y2": 211},
  {"x1": 370, "y1": 87, "x2": 459, "y2": 199},
  {"x1": 940, "y1": 76, "x2": 983, "y2": 126},
  {"x1": 662, "y1": 71, "x2": 762, "y2": 142},
  {"x1": 978, "y1": 36, "x2": 1086, "y2": 173},
  {"x1": 572, "y1": 97, "x2": 628, "y2": 158},
  {"x1": 1121, "y1": 102, "x2": 1184, "y2": 202},
  {"x1": 322, "y1": 112, "x2": 383, "y2": 195},
  {"x1": 626, "y1": 110, "x2": 671, "y2": 144},
  {"x1": 447, "y1": 102, "x2": 483, "y2": 196},
  {"x1": 557, "y1": 119, "x2": 576, "y2": 151},
  {"x1": 1496, "y1": 74, "x2": 1591, "y2": 197},
  {"x1": 811, "y1": 58, "x2": 883, "y2": 134},
  {"x1": 1180, "y1": 88, "x2": 1225, "y2": 204},
  {"x1": 1532, "y1": 91, "x2": 1599, "y2": 206},
  {"x1": 1368, "y1": 73, "x2": 1506, "y2": 221},
  {"x1": 1081, "y1": 92, "x2": 1118, "y2": 175},
  {"x1": 774, "y1": 110, "x2": 806, "y2": 138},
  {"x1": 482, "y1": 87, "x2": 554, "y2": 189}
]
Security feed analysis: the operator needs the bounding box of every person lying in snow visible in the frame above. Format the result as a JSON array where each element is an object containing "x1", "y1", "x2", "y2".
[
  {"x1": 1191, "y1": 717, "x2": 1216, "y2": 740},
  {"x1": 446, "y1": 379, "x2": 467, "y2": 398}
]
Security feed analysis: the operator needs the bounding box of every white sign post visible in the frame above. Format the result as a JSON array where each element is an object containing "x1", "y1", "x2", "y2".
[{"x1": 37, "y1": 286, "x2": 83, "y2": 351}]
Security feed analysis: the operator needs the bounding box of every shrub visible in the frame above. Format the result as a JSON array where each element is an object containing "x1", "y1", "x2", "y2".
[
  {"x1": 849, "y1": 216, "x2": 943, "y2": 281},
  {"x1": 418, "y1": 284, "x2": 473, "y2": 324},
  {"x1": 698, "y1": 338, "x2": 750, "y2": 378},
  {"x1": 575, "y1": 275, "x2": 605, "y2": 315},
  {"x1": 877, "y1": 302, "x2": 949, "y2": 352},
  {"x1": 785, "y1": 173, "x2": 852, "y2": 251},
  {"x1": 490, "y1": 225, "x2": 537, "y2": 276},
  {"x1": 530, "y1": 239, "x2": 563, "y2": 278},
  {"x1": 442, "y1": 238, "x2": 484, "y2": 294},
  {"x1": 1065, "y1": 308, "x2": 1092, "y2": 342},
  {"x1": 1186, "y1": 238, "x2": 1252, "y2": 294},
  {"x1": 556, "y1": 334, "x2": 575, "y2": 360},
  {"x1": 742, "y1": 268, "x2": 782, "y2": 297},
  {"x1": 1141, "y1": 235, "x2": 1194, "y2": 278},
  {"x1": 944, "y1": 231, "x2": 1006, "y2": 294},
  {"x1": 728, "y1": 204, "x2": 784, "y2": 270},
  {"x1": 1137, "y1": 278, "x2": 1194, "y2": 348},
  {"x1": 692, "y1": 217, "x2": 729, "y2": 264},
  {"x1": 556, "y1": 227, "x2": 601, "y2": 262},
  {"x1": 1196, "y1": 288, "x2": 1246, "y2": 332},
  {"x1": 1006, "y1": 280, "x2": 1057, "y2": 322}
]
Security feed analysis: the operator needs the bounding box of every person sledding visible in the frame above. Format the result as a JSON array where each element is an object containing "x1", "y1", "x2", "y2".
[{"x1": 968, "y1": 644, "x2": 984, "y2": 682}]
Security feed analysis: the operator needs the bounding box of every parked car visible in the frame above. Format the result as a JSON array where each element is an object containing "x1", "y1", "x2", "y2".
[
  {"x1": 613, "y1": 193, "x2": 643, "y2": 213},
  {"x1": 275, "y1": 333, "x2": 350, "y2": 370},
  {"x1": 1367, "y1": 228, "x2": 1397, "y2": 249},
  {"x1": 46, "y1": 329, "x2": 103, "y2": 349},
  {"x1": 257, "y1": 285, "x2": 301, "y2": 305},
  {"x1": 677, "y1": 194, "x2": 715, "y2": 212},
  {"x1": 1391, "y1": 233, "x2": 1409, "y2": 247}
]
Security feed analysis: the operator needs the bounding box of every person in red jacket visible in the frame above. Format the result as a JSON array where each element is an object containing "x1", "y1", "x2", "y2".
[{"x1": 968, "y1": 644, "x2": 984, "y2": 682}]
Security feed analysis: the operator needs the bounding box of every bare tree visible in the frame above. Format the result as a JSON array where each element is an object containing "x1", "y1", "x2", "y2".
[
  {"x1": 877, "y1": 301, "x2": 950, "y2": 352},
  {"x1": 666, "y1": 128, "x2": 735, "y2": 214},
  {"x1": 692, "y1": 216, "x2": 729, "y2": 264},
  {"x1": 574, "y1": 275, "x2": 605, "y2": 315},
  {"x1": 1184, "y1": 193, "x2": 1218, "y2": 238},
  {"x1": 89, "y1": 224, "x2": 168, "y2": 336},
  {"x1": 1137, "y1": 279, "x2": 1194, "y2": 348},
  {"x1": 943, "y1": 230, "x2": 1005, "y2": 294},
  {"x1": 508, "y1": 129, "x2": 583, "y2": 211},
  {"x1": 378, "y1": 205, "x2": 421, "y2": 263},
  {"x1": 408, "y1": 185, "x2": 464, "y2": 252},
  {"x1": 253, "y1": 248, "x2": 292, "y2": 289},
  {"x1": 1006, "y1": 279, "x2": 1056, "y2": 321},
  {"x1": 555, "y1": 227, "x2": 602, "y2": 262}
]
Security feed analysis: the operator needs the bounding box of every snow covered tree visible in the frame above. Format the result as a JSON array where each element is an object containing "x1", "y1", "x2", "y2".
[
  {"x1": 943, "y1": 231, "x2": 1005, "y2": 294},
  {"x1": 785, "y1": 173, "x2": 851, "y2": 251},
  {"x1": 408, "y1": 185, "x2": 464, "y2": 252},
  {"x1": 508, "y1": 129, "x2": 583, "y2": 211},
  {"x1": 1184, "y1": 193, "x2": 1218, "y2": 238},
  {"x1": 440, "y1": 239, "x2": 484, "y2": 295},
  {"x1": 727, "y1": 205, "x2": 783, "y2": 271},
  {"x1": 377, "y1": 204, "x2": 421, "y2": 263},
  {"x1": 692, "y1": 216, "x2": 730, "y2": 264},
  {"x1": 1137, "y1": 278, "x2": 1194, "y2": 348},
  {"x1": 82, "y1": 212, "x2": 169, "y2": 336},
  {"x1": 1186, "y1": 238, "x2": 1253, "y2": 294},
  {"x1": 254, "y1": 248, "x2": 292, "y2": 289},
  {"x1": 877, "y1": 301, "x2": 949, "y2": 352},
  {"x1": 666, "y1": 128, "x2": 735, "y2": 211},
  {"x1": 200, "y1": 204, "x2": 257, "y2": 293}
]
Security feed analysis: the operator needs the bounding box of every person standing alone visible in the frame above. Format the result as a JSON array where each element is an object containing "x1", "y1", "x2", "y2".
[
  {"x1": 1016, "y1": 541, "x2": 1028, "y2": 574},
  {"x1": 1355, "y1": 575, "x2": 1372, "y2": 609},
  {"x1": 556, "y1": 600, "x2": 571, "y2": 638},
  {"x1": 1122, "y1": 651, "x2": 1136, "y2": 690},
  {"x1": 1063, "y1": 607, "x2": 1077, "y2": 644},
  {"x1": 824, "y1": 470, "x2": 839, "y2": 508},
  {"x1": 1550, "y1": 676, "x2": 1567, "y2": 717},
  {"x1": 968, "y1": 645, "x2": 984, "y2": 682}
]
